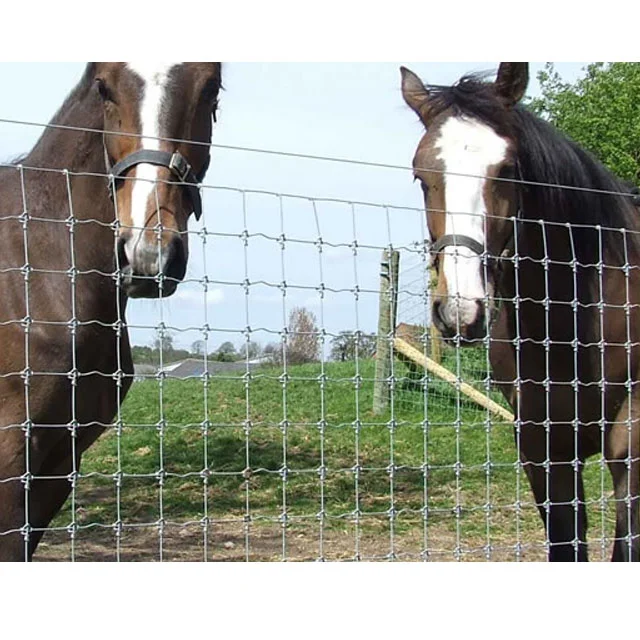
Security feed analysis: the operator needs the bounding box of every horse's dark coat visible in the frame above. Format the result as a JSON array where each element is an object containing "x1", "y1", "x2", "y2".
[
  {"x1": 402, "y1": 62, "x2": 640, "y2": 561},
  {"x1": 0, "y1": 62, "x2": 221, "y2": 561}
]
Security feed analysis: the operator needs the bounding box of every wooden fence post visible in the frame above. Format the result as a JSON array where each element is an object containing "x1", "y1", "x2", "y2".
[
  {"x1": 373, "y1": 249, "x2": 400, "y2": 415},
  {"x1": 429, "y1": 266, "x2": 442, "y2": 364}
]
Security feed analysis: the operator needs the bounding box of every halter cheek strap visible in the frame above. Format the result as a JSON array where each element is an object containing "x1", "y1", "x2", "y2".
[{"x1": 106, "y1": 147, "x2": 207, "y2": 221}]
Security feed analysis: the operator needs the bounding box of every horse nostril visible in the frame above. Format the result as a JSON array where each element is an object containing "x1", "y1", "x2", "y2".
[
  {"x1": 433, "y1": 299, "x2": 446, "y2": 326},
  {"x1": 116, "y1": 236, "x2": 129, "y2": 270},
  {"x1": 163, "y1": 236, "x2": 187, "y2": 283},
  {"x1": 471, "y1": 300, "x2": 487, "y2": 334}
]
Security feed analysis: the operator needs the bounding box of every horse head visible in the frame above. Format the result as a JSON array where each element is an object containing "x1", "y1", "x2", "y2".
[
  {"x1": 401, "y1": 62, "x2": 527, "y2": 344},
  {"x1": 94, "y1": 62, "x2": 221, "y2": 298}
]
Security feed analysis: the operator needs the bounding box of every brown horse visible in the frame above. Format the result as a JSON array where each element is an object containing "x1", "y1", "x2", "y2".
[
  {"x1": 401, "y1": 62, "x2": 639, "y2": 561},
  {"x1": 0, "y1": 62, "x2": 221, "y2": 560}
]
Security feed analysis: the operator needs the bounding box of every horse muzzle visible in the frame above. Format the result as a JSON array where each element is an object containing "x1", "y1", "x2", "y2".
[
  {"x1": 117, "y1": 233, "x2": 187, "y2": 299},
  {"x1": 432, "y1": 297, "x2": 487, "y2": 345}
]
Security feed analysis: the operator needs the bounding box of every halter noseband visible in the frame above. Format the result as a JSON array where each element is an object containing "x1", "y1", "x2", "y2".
[
  {"x1": 106, "y1": 148, "x2": 208, "y2": 221},
  {"x1": 431, "y1": 234, "x2": 485, "y2": 258}
]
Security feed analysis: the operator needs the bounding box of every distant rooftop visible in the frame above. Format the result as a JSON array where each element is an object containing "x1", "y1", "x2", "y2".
[{"x1": 133, "y1": 357, "x2": 271, "y2": 381}]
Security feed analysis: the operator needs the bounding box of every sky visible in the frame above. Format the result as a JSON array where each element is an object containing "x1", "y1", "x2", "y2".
[{"x1": 0, "y1": 62, "x2": 589, "y2": 353}]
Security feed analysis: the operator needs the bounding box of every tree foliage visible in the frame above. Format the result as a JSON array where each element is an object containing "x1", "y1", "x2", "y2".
[
  {"x1": 131, "y1": 336, "x2": 264, "y2": 366},
  {"x1": 329, "y1": 331, "x2": 376, "y2": 362},
  {"x1": 528, "y1": 62, "x2": 640, "y2": 183},
  {"x1": 131, "y1": 332, "x2": 190, "y2": 365},
  {"x1": 286, "y1": 307, "x2": 320, "y2": 365},
  {"x1": 214, "y1": 341, "x2": 238, "y2": 362},
  {"x1": 191, "y1": 340, "x2": 206, "y2": 356},
  {"x1": 262, "y1": 342, "x2": 282, "y2": 365},
  {"x1": 153, "y1": 331, "x2": 175, "y2": 355},
  {"x1": 239, "y1": 341, "x2": 262, "y2": 360}
]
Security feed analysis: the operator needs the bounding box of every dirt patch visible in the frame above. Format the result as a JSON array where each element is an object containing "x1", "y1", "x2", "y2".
[{"x1": 34, "y1": 519, "x2": 560, "y2": 562}]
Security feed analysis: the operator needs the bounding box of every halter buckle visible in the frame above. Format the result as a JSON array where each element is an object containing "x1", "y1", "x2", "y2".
[{"x1": 169, "y1": 152, "x2": 192, "y2": 183}]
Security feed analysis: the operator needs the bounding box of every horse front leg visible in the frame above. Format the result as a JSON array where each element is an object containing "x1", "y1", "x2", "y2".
[
  {"x1": 0, "y1": 479, "x2": 29, "y2": 561},
  {"x1": 521, "y1": 440, "x2": 588, "y2": 562},
  {"x1": 0, "y1": 430, "x2": 29, "y2": 561},
  {"x1": 26, "y1": 424, "x2": 106, "y2": 560},
  {"x1": 606, "y1": 407, "x2": 640, "y2": 562},
  {"x1": 607, "y1": 459, "x2": 639, "y2": 561},
  {"x1": 26, "y1": 464, "x2": 75, "y2": 560}
]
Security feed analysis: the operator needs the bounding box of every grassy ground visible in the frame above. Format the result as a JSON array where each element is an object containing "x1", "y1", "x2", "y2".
[{"x1": 37, "y1": 353, "x2": 617, "y2": 561}]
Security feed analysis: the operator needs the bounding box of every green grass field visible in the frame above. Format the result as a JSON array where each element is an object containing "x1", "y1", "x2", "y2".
[{"x1": 39, "y1": 352, "x2": 617, "y2": 561}]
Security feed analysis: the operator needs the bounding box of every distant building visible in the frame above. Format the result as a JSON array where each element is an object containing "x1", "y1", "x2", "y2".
[
  {"x1": 133, "y1": 363, "x2": 157, "y2": 382},
  {"x1": 133, "y1": 357, "x2": 271, "y2": 382}
]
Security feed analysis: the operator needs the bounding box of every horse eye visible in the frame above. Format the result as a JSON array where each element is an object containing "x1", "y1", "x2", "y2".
[
  {"x1": 95, "y1": 78, "x2": 114, "y2": 103},
  {"x1": 497, "y1": 164, "x2": 516, "y2": 182},
  {"x1": 202, "y1": 78, "x2": 220, "y2": 101}
]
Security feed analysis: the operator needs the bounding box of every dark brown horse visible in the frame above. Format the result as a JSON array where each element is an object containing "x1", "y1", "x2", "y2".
[
  {"x1": 401, "y1": 62, "x2": 639, "y2": 561},
  {"x1": 0, "y1": 62, "x2": 221, "y2": 560}
]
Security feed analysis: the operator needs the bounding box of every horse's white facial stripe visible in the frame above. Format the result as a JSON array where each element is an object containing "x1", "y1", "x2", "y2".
[
  {"x1": 125, "y1": 62, "x2": 182, "y2": 259},
  {"x1": 436, "y1": 116, "x2": 508, "y2": 324}
]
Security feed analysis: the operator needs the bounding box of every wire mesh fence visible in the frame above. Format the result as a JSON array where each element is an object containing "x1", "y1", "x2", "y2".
[
  {"x1": 0, "y1": 113, "x2": 638, "y2": 562},
  {"x1": 395, "y1": 255, "x2": 506, "y2": 423}
]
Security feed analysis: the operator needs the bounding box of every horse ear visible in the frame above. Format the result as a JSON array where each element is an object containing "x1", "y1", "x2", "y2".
[
  {"x1": 212, "y1": 98, "x2": 218, "y2": 123},
  {"x1": 495, "y1": 62, "x2": 529, "y2": 107},
  {"x1": 401, "y1": 66, "x2": 432, "y2": 124}
]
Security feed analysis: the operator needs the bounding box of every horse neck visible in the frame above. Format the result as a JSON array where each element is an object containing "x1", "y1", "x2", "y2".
[
  {"x1": 22, "y1": 84, "x2": 127, "y2": 318},
  {"x1": 27, "y1": 84, "x2": 116, "y2": 240},
  {"x1": 26, "y1": 86, "x2": 106, "y2": 181}
]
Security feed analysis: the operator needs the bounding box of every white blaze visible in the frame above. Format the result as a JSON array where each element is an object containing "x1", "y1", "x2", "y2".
[
  {"x1": 435, "y1": 116, "x2": 508, "y2": 326},
  {"x1": 126, "y1": 62, "x2": 182, "y2": 255}
]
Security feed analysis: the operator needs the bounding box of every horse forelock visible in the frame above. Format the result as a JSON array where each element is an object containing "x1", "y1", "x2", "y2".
[{"x1": 424, "y1": 73, "x2": 516, "y2": 139}]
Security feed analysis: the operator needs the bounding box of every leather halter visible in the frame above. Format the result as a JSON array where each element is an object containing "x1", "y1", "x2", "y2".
[
  {"x1": 106, "y1": 148, "x2": 208, "y2": 221},
  {"x1": 430, "y1": 161, "x2": 525, "y2": 264},
  {"x1": 431, "y1": 234, "x2": 485, "y2": 258},
  {"x1": 429, "y1": 163, "x2": 525, "y2": 330},
  {"x1": 430, "y1": 223, "x2": 518, "y2": 289}
]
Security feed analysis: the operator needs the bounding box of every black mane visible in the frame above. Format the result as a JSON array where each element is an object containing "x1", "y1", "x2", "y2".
[
  {"x1": 427, "y1": 73, "x2": 640, "y2": 263},
  {"x1": 513, "y1": 109, "x2": 639, "y2": 248},
  {"x1": 47, "y1": 63, "x2": 97, "y2": 127},
  {"x1": 426, "y1": 73, "x2": 516, "y2": 138}
]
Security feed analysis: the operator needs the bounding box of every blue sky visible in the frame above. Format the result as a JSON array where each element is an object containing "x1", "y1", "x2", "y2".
[{"x1": 0, "y1": 62, "x2": 588, "y2": 352}]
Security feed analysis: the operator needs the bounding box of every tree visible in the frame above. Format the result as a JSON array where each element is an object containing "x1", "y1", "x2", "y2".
[
  {"x1": 191, "y1": 340, "x2": 206, "y2": 356},
  {"x1": 131, "y1": 345, "x2": 154, "y2": 364},
  {"x1": 239, "y1": 341, "x2": 262, "y2": 360},
  {"x1": 262, "y1": 342, "x2": 282, "y2": 365},
  {"x1": 330, "y1": 331, "x2": 376, "y2": 362},
  {"x1": 214, "y1": 341, "x2": 238, "y2": 362},
  {"x1": 153, "y1": 331, "x2": 175, "y2": 355},
  {"x1": 528, "y1": 62, "x2": 640, "y2": 183},
  {"x1": 286, "y1": 307, "x2": 319, "y2": 364},
  {"x1": 151, "y1": 331, "x2": 190, "y2": 362}
]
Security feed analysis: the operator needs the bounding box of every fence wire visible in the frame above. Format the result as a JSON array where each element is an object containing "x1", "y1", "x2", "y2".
[{"x1": 0, "y1": 120, "x2": 638, "y2": 562}]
